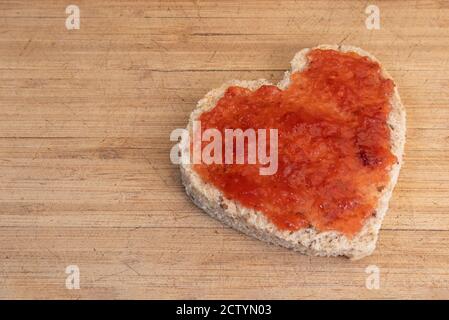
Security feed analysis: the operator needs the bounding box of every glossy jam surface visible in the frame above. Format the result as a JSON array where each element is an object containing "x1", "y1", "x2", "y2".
[{"x1": 193, "y1": 49, "x2": 396, "y2": 236}]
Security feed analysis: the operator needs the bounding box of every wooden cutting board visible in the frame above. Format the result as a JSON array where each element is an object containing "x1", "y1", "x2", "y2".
[{"x1": 1, "y1": 0, "x2": 448, "y2": 299}]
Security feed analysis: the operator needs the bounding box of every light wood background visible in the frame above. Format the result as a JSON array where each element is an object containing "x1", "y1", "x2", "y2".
[{"x1": 0, "y1": 0, "x2": 448, "y2": 299}]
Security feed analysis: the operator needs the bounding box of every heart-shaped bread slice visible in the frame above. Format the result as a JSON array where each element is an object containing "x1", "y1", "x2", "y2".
[{"x1": 180, "y1": 44, "x2": 405, "y2": 259}]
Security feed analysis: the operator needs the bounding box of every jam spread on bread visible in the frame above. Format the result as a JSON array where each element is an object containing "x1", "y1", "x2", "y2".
[{"x1": 193, "y1": 49, "x2": 397, "y2": 236}]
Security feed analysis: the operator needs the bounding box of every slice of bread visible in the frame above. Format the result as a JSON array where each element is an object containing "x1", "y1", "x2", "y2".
[{"x1": 180, "y1": 45, "x2": 406, "y2": 260}]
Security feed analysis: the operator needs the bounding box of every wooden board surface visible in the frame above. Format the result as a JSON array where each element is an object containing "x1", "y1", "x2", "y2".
[{"x1": 1, "y1": 0, "x2": 449, "y2": 299}]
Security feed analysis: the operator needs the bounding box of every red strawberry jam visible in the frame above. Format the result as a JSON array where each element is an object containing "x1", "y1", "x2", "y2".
[{"x1": 193, "y1": 49, "x2": 397, "y2": 236}]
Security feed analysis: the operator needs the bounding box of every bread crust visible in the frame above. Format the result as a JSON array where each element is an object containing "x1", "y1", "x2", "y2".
[{"x1": 180, "y1": 45, "x2": 406, "y2": 260}]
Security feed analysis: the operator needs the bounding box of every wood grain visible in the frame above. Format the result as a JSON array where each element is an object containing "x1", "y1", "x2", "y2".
[{"x1": 0, "y1": 0, "x2": 448, "y2": 299}]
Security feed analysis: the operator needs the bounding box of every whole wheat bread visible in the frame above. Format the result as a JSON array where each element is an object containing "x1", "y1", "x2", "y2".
[{"x1": 180, "y1": 44, "x2": 406, "y2": 260}]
